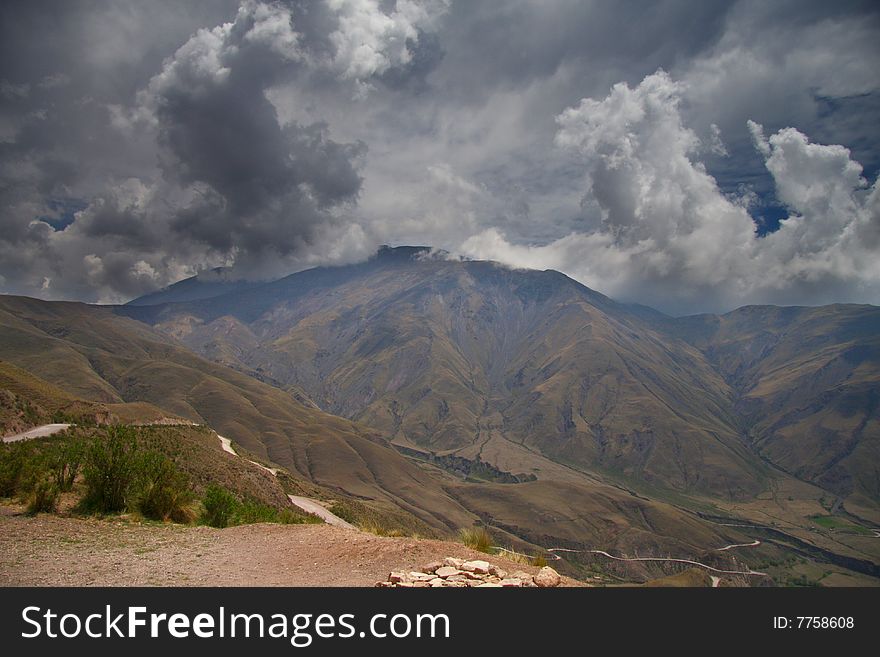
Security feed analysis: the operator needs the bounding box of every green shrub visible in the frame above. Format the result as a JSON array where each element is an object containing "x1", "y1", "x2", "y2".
[
  {"x1": 531, "y1": 554, "x2": 548, "y2": 568},
  {"x1": 201, "y1": 485, "x2": 313, "y2": 528},
  {"x1": 459, "y1": 526, "x2": 493, "y2": 553},
  {"x1": 0, "y1": 441, "x2": 49, "y2": 500},
  {"x1": 0, "y1": 443, "x2": 29, "y2": 497},
  {"x1": 80, "y1": 426, "x2": 139, "y2": 513},
  {"x1": 26, "y1": 478, "x2": 58, "y2": 515},
  {"x1": 202, "y1": 484, "x2": 237, "y2": 528},
  {"x1": 234, "y1": 498, "x2": 281, "y2": 524},
  {"x1": 46, "y1": 438, "x2": 84, "y2": 492},
  {"x1": 137, "y1": 451, "x2": 194, "y2": 523}
]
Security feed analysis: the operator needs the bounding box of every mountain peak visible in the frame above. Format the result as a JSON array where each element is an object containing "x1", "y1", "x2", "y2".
[{"x1": 374, "y1": 245, "x2": 439, "y2": 262}]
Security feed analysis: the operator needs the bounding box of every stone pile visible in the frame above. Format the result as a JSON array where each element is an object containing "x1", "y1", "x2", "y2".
[{"x1": 376, "y1": 557, "x2": 562, "y2": 588}]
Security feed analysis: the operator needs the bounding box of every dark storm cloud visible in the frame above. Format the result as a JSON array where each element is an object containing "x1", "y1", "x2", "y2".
[{"x1": 145, "y1": 3, "x2": 365, "y2": 261}]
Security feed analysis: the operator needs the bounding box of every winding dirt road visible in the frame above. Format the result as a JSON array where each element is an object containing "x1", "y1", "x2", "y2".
[
  {"x1": 547, "y1": 546, "x2": 770, "y2": 578},
  {"x1": 716, "y1": 540, "x2": 761, "y2": 551},
  {"x1": 583, "y1": 549, "x2": 769, "y2": 577},
  {"x1": 2, "y1": 423, "x2": 71, "y2": 443},
  {"x1": 217, "y1": 435, "x2": 237, "y2": 455}
]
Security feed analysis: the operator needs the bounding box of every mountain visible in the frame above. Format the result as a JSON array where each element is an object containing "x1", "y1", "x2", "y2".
[
  {"x1": 119, "y1": 249, "x2": 809, "y2": 501},
  {"x1": 117, "y1": 246, "x2": 880, "y2": 514},
  {"x1": 0, "y1": 292, "x2": 748, "y2": 566}
]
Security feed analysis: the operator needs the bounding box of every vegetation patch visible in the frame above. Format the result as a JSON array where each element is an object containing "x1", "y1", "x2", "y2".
[
  {"x1": 809, "y1": 514, "x2": 873, "y2": 535},
  {"x1": 459, "y1": 525, "x2": 493, "y2": 553},
  {"x1": 200, "y1": 484, "x2": 319, "y2": 528},
  {"x1": 328, "y1": 498, "x2": 436, "y2": 538},
  {"x1": 395, "y1": 445, "x2": 537, "y2": 484}
]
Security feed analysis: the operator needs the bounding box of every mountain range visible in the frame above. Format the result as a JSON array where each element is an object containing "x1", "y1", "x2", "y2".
[
  {"x1": 120, "y1": 246, "x2": 880, "y2": 509},
  {"x1": 2, "y1": 245, "x2": 878, "y2": 582}
]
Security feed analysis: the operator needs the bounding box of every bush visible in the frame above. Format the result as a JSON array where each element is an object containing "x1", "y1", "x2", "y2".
[
  {"x1": 80, "y1": 426, "x2": 139, "y2": 513},
  {"x1": 231, "y1": 497, "x2": 279, "y2": 524},
  {"x1": 137, "y1": 451, "x2": 194, "y2": 523},
  {"x1": 46, "y1": 438, "x2": 84, "y2": 492},
  {"x1": 459, "y1": 526, "x2": 493, "y2": 553},
  {"x1": 0, "y1": 443, "x2": 30, "y2": 497},
  {"x1": 201, "y1": 485, "x2": 314, "y2": 528},
  {"x1": 25, "y1": 478, "x2": 58, "y2": 515},
  {"x1": 202, "y1": 484, "x2": 237, "y2": 528}
]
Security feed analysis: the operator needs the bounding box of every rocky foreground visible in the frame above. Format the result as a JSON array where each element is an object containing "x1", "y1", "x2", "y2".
[{"x1": 378, "y1": 557, "x2": 562, "y2": 588}]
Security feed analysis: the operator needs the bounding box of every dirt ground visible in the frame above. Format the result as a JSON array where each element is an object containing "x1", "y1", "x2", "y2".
[{"x1": 0, "y1": 505, "x2": 582, "y2": 587}]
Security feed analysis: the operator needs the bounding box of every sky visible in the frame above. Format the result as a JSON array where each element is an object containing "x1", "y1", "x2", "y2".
[{"x1": 1, "y1": 0, "x2": 878, "y2": 314}]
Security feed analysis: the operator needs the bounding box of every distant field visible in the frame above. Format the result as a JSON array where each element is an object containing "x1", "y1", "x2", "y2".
[{"x1": 809, "y1": 515, "x2": 874, "y2": 535}]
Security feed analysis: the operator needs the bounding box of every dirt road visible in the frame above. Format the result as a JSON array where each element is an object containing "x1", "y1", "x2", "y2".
[
  {"x1": 287, "y1": 495, "x2": 356, "y2": 530},
  {"x1": 2, "y1": 423, "x2": 71, "y2": 443}
]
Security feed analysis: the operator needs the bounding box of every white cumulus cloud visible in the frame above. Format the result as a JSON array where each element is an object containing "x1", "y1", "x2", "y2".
[
  {"x1": 327, "y1": 0, "x2": 449, "y2": 81},
  {"x1": 459, "y1": 70, "x2": 880, "y2": 314}
]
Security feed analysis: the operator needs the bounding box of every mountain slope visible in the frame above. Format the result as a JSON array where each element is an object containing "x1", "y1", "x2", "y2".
[
  {"x1": 669, "y1": 305, "x2": 880, "y2": 507},
  {"x1": 0, "y1": 294, "x2": 478, "y2": 532}
]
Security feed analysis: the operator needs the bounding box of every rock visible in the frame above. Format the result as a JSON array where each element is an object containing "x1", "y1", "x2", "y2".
[
  {"x1": 396, "y1": 581, "x2": 414, "y2": 588},
  {"x1": 512, "y1": 571, "x2": 536, "y2": 587},
  {"x1": 429, "y1": 578, "x2": 445, "y2": 586},
  {"x1": 461, "y1": 560, "x2": 491, "y2": 574},
  {"x1": 412, "y1": 581, "x2": 430, "y2": 588},
  {"x1": 489, "y1": 566, "x2": 507, "y2": 578},
  {"x1": 445, "y1": 580, "x2": 467, "y2": 587},
  {"x1": 423, "y1": 561, "x2": 442, "y2": 574},
  {"x1": 446, "y1": 574, "x2": 468, "y2": 582},
  {"x1": 463, "y1": 571, "x2": 483, "y2": 580},
  {"x1": 443, "y1": 557, "x2": 464, "y2": 568},
  {"x1": 476, "y1": 582, "x2": 502, "y2": 587},
  {"x1": 466, "y1": 580, "x2": 483, "y2": 587},
  {"x1": 409, "y1": 572, "x2": 434, "y2": 581},
  {"x1": 499, "y1": 578, "x2": 523, "y2": 587},
  {"x1": 435, "y1": 566, "x2": 461, "y2": 578},
  {"x1": 534, "y1": 566, "x2": 561, "y2": 588},
  {"x1": 388, "y1": 571, "x2": 408, "y2": 583}
]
